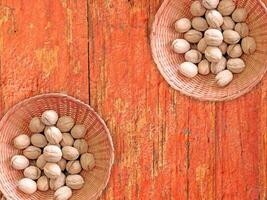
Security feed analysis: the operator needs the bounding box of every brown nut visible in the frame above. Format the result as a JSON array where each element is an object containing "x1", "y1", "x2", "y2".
[
  {"x1": 227, "y1": 44, "x2": 243, "y2": 58},
  {"x1": 223, "y1": 30, "x2": 241, "y2": 44},
  {"x1": 185, "y1": 50, "x2": 202, "y2": 64},
  {"x1": 66, "y1": 160, "x2": 82, "y2": 174},
  {"x1": 50, "y1": 172, "x2": 66, "y2": 191},
  {"x1": 73, "y1": 139, "x2": 88, "y2": 154},
  {"x1": 57, "y1": 158, "x2": 67, "y2": 171},
  {"x1": 66, "y1": 175, "x2": 85, "y2": 190},
  {"x1": 41, "y1": 110, "x2": 58, "y2": 126},
  {"x1": 60, "y1": 133, "x2": 74, "y2": 147},
  {"x1": 43, "y1": 145, "x2": 62, "y2": 163},
  {"x1": 190, "y1": 1, "x2": 206, "y2": 16},
  {"x1": 36, "y1": 154, "x2": 47, "y2": 170},
  {"x1": 210, "y1": 57, "x2": 227, "y2": 74},
  {"x1": 202, "y1": 0, "x2": 219, "y2": 9},
  {"x1": 205, "y1": 46, "x2": 222, "y2": 62},
  {"x1": 56, "y1": 116, "x2": 75, "y2": 133},
  {"x1": 44, "y1": 126, "x2": 63, "y2": 144},
  {"x1": 71, "y1": 124, "x2": 86, "y2": 139},
  {"x1": 221, "y1": 17, "x2": 235, "y2": 30},
  {"x1": 197, "y1": 38, "x2": 207, "y2": 53},
  {"x1": 241, "y1": 36, "x2": 256, "y2": 55},
  {"x1": 44, "y1": 163, "x2": 61, "y2": 179},
  {"x1": 37, "y1": 176, "x2": 49, "y2": 191},
  {"x1": 23, "y1": 166, "x2": 41, "y2": 180},
  {"x1": 23, "y1": 146, "x2": 41, "y2": 160},
  {"x1": 219, "y1": 42, "x2": 228, "y2": 55},
  {"x1": 29, "y1": 117, "x2": 45, "y2": 133},
  {"x1": 174, "y1": 18, "x2": 191, "y2": 33},
  {"x1": 172, "y1": 39, "x2": 191, "y2": 54},
  {"x1": 235, "y1": 23, "x2": 249, "y2": 38},
  {"x1": 184, "y1": 29, "x2": 203, "y2": 43},
  {"x1": 227, "y1": 58, "x2": 246, "y2": 73},
  {"x1": 54, "y1": 186, "x2": 72, "y2": 200},
  {"x1": 62, "y1": 146, "x2": 79, "y2": 161},
  {"x1": 31, "y1": 134, "x2": 47, "y2": 148},
  {"x1": 215, "y1": 70, "x2": 233, "y2": 87},
  {"x1": 198, "y1": 59, "x2": 210, "y2": 75},
  {"x1": 217, "y1": 0, "x2": 236, "y2": 16},
  {"x1": 80, "y1": 153, "x2": 95, "y2": 171},
  {"x1": 205, "y1": 10, "x2": 223, "y2": 28},
  {"x1": 232, "y1": 8, "x2": 248, "y2": 23},
  {"x1": 192, "y1": 17, "x2": 208, "y2": 31},
  {"x1": 11, "y1": 155, "x2": 29, "y2": 170},
  {"x1": 14, "y1": 134, "x2": 30, "y2": 150},
  {"x1": 18, "y1": 178, "x2": 37, "y2": 194},
  {"x1": 204, "y1": 29, "x2": 223, "y2": 46}
]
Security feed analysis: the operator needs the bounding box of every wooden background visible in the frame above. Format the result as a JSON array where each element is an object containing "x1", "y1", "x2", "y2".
[{"x1": 0, "y1": 0, "x2": 266, "y2": 199}]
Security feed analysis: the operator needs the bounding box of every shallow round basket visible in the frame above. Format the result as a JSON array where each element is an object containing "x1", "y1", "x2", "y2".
[
  {"x1": 151, "y1": 0, "x2": 267, "y2": 101},
  {"x1": 0, "y1": 93, "x2": 114, "y2": 200}
]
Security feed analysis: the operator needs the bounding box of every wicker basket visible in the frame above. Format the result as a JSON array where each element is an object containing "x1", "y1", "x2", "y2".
[
  {"x1": 151, "y1": 0, "x2": 267, "y2": 101},
  {"x1": 0, "y1": 93, "x2": 114, "y2": 200}
]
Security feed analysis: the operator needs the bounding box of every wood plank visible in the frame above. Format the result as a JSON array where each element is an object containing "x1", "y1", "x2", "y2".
[
  {"x1": 0, "y1": 0, "x2": 89, "y2": 119},
  {"x1": 88, "y1": 0, "x2": 216, "y2": 199}
]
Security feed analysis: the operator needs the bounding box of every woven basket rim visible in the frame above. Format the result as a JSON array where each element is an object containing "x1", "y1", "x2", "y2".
[
  {"x1": 150, "y1": 0, "x2": 267, "y2": 102},
  {"x1": 0, "y1": 93, "x2": 114, "y2": 200}
]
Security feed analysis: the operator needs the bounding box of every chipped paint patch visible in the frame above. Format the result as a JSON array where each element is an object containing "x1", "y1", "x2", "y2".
[
  {"x1": 34, "y1": 47, "x2": 59, "y2": 77},
  {"x1": 66, "y1": 8, "x2": 73, "y2": 45}
]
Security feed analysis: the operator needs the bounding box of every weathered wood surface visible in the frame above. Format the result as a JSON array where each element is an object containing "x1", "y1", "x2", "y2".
[{"x1": 0, "y1": 0, "x2": 267, "y2": 200}]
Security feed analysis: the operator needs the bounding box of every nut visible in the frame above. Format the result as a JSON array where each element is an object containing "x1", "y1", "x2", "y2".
[
  {"x1": 14, "y1": 134, "x2": 30, "y2": 150},
  {"x1": 23, "y1": 146, "x2": 41, "y2": 160},
  {"x1": 60, "y1": 133, "x2": 74, "y2": 147},
  {"x1": 80, "y1": 153, "x2": 95, "y2": 171},
  {"x1": 73, "y1": 139, "x2": 88, "y2": 154},
  {"x1": 62, "y1": 146, "x2": 80, "y2": 161},
  {"x1": 66, "y1": 160, "x2": 82, "y2": 174},
  {"x1": 184, "y1": 29, "x2": 203, "y2": 43},
  {"x1": 31, "y1": 134, "x2": 47, "y2": 148},
  {"x1": 44, "y1": 126, "x2": 63, "y2": 144},
  {"x1": 197, "y1": 38, "x2": 207, "y2": 53},
  {"x1": 205, "y1": 10, "x2": 223, "y2": 28},
  {"x1": 54, "y1": 186, "x2": 72, "y2": 200},
  {"x1": 18, "y1": 178, "x2": 37, "y2": 194},
  {"x1": 198, "y1": 59, "x2": 210, "y2": 75},
  {"x1": 205, "y1": 46, "x2": 222, "y2": 62},
  {"x1": 36, "y1": 154, "x2": 47, "y2": 170},
  {"x1": 227, "y1": 58, "x2": 246, "y2": 73},
  {"x1": 11, "y1": 155, "x2": 29, "y2": 170},
  {"x1": 232, "y1": 8, "x2": 248, "y2": 23},
  {"x1": 221, "y1": 16, "x2": 235, "y2": 30},
  {"x1": 71, "y1": 124, "x2": 86, "y2": 139},
  {"x1": 227, "y1": 44, "x2": 243, "y2": 58},
  {"x1": 219, "y1": 42, "x2": 228, "y2": 55},
  {"x1": 204, "y1": 29, "x2": 223, "y2": 46},
  {"x1": 41, "y1": 110, "x2": 58, "y2": 126},
  {"x1": 172, "y1": 39, "x2": 190, "y2": 54},
  {"x1": 44, "y1": 163, "x2": 61, "y2": 179},
  {"x1": 23, "y1": 166, "x2": 41, "y2": 180},
  {"x1": 192, "y1": 17, "x2": 208, "y2": 31},
  {"x1": 29, "y1": 117, "x2": 45, "y2": 133},
  {"x1": 66, "y1": 175, "x2": 85, "y2": 190},
  {"x1": 241, "y1": 36, "x2": 256, "y2": 55},
  {"x1": 37, "y1": 176, "x2": 49, "y2": 191},
  {"x1": 211, "y1": 56, "x2": 227, "y2": 74},
  {"x1": 56, "y1": 116, "x2": 75, "y2": 133},
  {"x1": 215, "y1": 70, "x2": 233, "y2": 87},
  {"x1": 178, "y1": 62, "x2": 198, "y2": 78},
  {"x1": 223, "y1": 30, "x2": 241, "y2": 44},
  {"x1": 174, "y1": 18, "x2": 191, "y2": 33},
  {"x1": 50, "y1": 172, "x2": 66, "y2": 190},
  {"x1": 234, "y1": 23, "x2": 249, "y2": 38},
  {"x1": 190, "y1": 1, "x2": 206, "y2": 16},
  {"x1": 202, "y1": 0, "x2": 219, "y2": 9},
  {"x1": 57, "y1": 158, "x2": 67, "y2": 171},
  {"x1": 43, "y1": 145, "x2": 62, "y2": 163},
  {"x1": 217, "y1": 0, "x2": 236, "y2": 16},
  {"x1": 185, "y1": 50, "x2": 202, "y2": 64}
]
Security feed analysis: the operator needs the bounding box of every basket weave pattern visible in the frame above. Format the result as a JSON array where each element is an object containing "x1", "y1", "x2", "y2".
[
  {"x1": 0, "y1": 93, "x2": 114, "y2": 200},
  {"x1": 151, "y1": 0, "x2": 267, "y2": 101}
]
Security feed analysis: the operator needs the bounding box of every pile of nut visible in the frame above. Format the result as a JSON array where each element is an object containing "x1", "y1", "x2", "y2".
[
  {"x1": 11, "y1": 110, "x2": 95, "y2": 200},
  {"x1": 172, "y1": 0, "x2": 257, "y2": 87}
]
